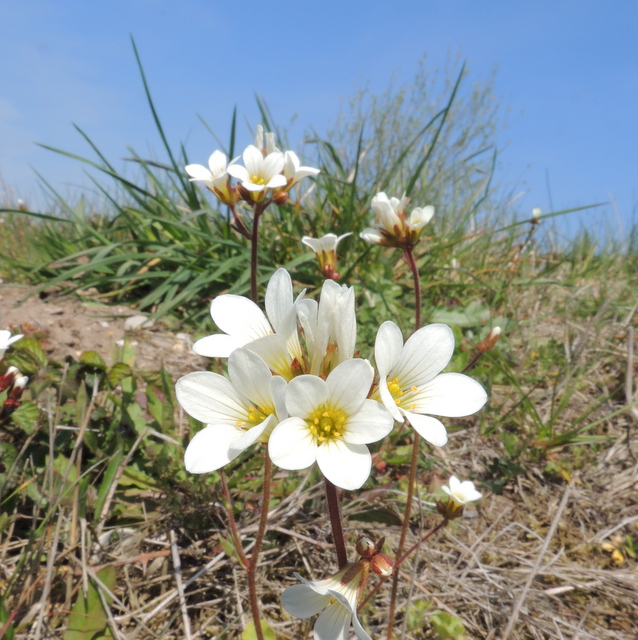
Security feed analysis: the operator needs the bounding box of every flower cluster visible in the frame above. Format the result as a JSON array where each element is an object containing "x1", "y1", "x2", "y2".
[
  {"x1": 176, "y1": 269, "x2": 487, "y2": 491},
  {"x1": 186, "y1": 125, "x2": 319, "y2": 207}
]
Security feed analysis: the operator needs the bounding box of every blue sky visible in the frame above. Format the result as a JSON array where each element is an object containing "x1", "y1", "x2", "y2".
[{"x1": 2, "y1": 1, "x2": 637, "y2": 240}]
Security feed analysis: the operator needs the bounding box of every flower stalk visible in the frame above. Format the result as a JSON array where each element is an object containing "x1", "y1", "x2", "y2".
[{"x1": 325, "y1": 478, "x2": 348, "y2": 569}]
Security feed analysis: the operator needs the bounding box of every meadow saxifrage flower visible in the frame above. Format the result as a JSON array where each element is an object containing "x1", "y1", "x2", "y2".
[
  {"x1": 192, "y1": 268, "x2": 302, "y2": 360},
  {"x1": 226, "y1": 144, "x2": 287, "y2": 202},
  {"x1": 438, "y1": 475, "x2": 483, "y2": 519},
  {"x1": 281, "y1": 563, "x2": 372, "y2": 640},
  {"x1": 185, "y1": 150, "x2": 237, "y2": 205},
  {"x1": 268, "y1": 359, "x2": 393, "y2": 490},
  {"x1": 360, "y1": 191, "x2": 434, "y2": 248},
  {"x1": 283, "y1": 150, "x2": 320, "y2": 189},
  {"x1": 302, "y1": 233, "x2": 351, "y2": 280},
  {"x1": 374, "y1": 321, "x2": 487, "y2": 447},
  {"x1": 176, "y1": 348, "x2": 287, "y2": 473}
]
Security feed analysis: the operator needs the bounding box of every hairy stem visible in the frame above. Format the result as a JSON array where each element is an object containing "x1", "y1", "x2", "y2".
[
  {"x1": 403, "y1": 246, "x2": 422, "y2": 330},
  {"x1": 220, "y1": 469, "x2": 249, "y2": 570},
  {"x1": 325, "y1": 478, "x2": 348, "y2": 569},
  {"x1": 386, "y1": 430, "x2": 420, "y2": 639},
  {"x1": 245, "y1": 447, "x2": 272, "y2": 640}
]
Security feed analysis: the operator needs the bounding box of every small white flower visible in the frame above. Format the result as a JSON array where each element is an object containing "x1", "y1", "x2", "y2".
[
  {"x1": 283, "y1": 150, "x2": 320, "y2": 188},
  {"x1": 361, "y1": 191, "x2": 434, "y2": 247},
  {"x1": 192, "y1": 268, "x2": 302, "y2": 361},
  {"x1": 226, "y1": 145, "x2": 287, "y2": 197},
  {"x1": 374, "y1": 321, "x2": 487, "y2": 447},
  {"x1": 185, "y1": 150, "x2": 236, "y2": 204},
  {"x1": 281, "y1": 565, "x2": 371, "y2": 640},
  {"x1": 177, "y1": 348, "x2": 287, "y2": 473},
  {"x1": 254, "y1": 124, "x2": 279, "y2": 155},
  {"x1": 302, "y1": 233, "x2": 351, "y2": 280},
  {"x1": 269, "y1": 359, "x2": 393, "y2": 490},
  {"x1": 0, "y1": 330, "x2": 23, "y2": 360},
  {"x1": 442, "y1": 475, "x2": 482, "y2": 505}
]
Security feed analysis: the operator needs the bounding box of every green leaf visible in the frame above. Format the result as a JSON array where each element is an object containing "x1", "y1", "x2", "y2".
[
  {"x1": 106, "y1": 362, "x2": 132, "y2": 388},
  {"x1": 80, "y1": 351, "x2": 107, "y2": 370},
  {"x1": 242, "y1": 620, "x2": 276, "y2": 640},
  {"x1": 0, "y1": 590, "x2": 15, "y2": 640},
  {"x1": 349, "y1": 508, "x2": 402, "y2": 526},
  {"x1": 429, "y1": 300, "x2": 491, "y2": 328},
  {"x1": 63, "y1": 566, "x2": 116, "y2": 640},
  {"x1": 430, "y1": 610, "x2": 468, "y2": 640},
  {"x1": 9, "y1": 401, "x2": 39, "y2": 434},
  {"x1": 93, "y1": 452, "x2": 123, "y2": 525}
]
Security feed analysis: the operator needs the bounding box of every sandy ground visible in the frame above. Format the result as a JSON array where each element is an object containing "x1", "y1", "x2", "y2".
[{"x1": 0, "y1": 283, "x2": 210, "y2": 379}]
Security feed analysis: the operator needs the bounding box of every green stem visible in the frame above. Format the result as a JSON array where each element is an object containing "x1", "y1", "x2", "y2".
[{"x1": 324, "y1": 478, "x2": 348, "y2": 569}]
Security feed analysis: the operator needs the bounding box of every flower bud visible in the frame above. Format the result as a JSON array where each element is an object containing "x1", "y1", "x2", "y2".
[
  {"x1": 370, "y1": 552, "x2": 393, "y2": 577},
  {"x1": 355, "y1": 535, "x2": 376, "y2": 558},
  {"x1": 478, "y1": 327, "x2": 501, "y2": 352}
]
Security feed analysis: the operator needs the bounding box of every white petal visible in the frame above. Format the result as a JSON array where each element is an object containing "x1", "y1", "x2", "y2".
[
  {"x1": 226, "y1": 163, "x2": 250, "y2": 181},
  {"x1": 316, "y1": 440, "x2": 371, "y2": 490},
  {"x1": 185, "y1": 164, "x2": 212, "y2": 182},
  {"x1": 314, "y1": 603, "x2": 351, "y2": 640},
  {"x1": 410, "y1": 372, "x2": 487, "y2": 417},
  {"x1": 176, "y1": 372, "x2": 247, "y2": 424},
  {"x1": 228, "y1": 414, "x2": 276, "y2": 453},
  {"x1": 265, "y1": 268, "x2": 293, "y2": 331},
  {"x1": 352, "y1": 611, "x2": 373, "y2": 640},
  {"x1": 281, "y1": 584, "x2": 330, "y2": 618},
  {"x1": 359, "y1": 228, "x2": 384, "y2": 244},
  {"x1": 245, "y1": 334, "x2": 294, "y2": 380},
  {"x1": 192, "y1": 333, "x2": 246, "y2": 358},
  {"x1": 326, "y1": 360, "x2": 372, "y2": 414},
  {"x1": 184, "y1": 424, "x2": 245, "y2": 473},
  {"x1": 374, "y1": 321, "x2": 404, "y2": 377},
  {"x1": 333, "y1": 287, "x2": 356, "y2": 364},
  {"x1": 262, "y1": 151, "x2": 285, "y2": 179},
  {"x1": 268, "y1": 418, "x2": 317, "y2": 470},
  {"x1": 408, "y1": 205, "x2": 434, "y2": 229},
  {"x1": 210, "y1": 294, "x2": 272, "y2": 342},
  {"x1": 207, "y1": 150, "x2": 228, "y2": 176},
  {"x1": 403, "y1": 412, "x2": 448, "y2": 446},
  {"x1": 242, "y1": 145, "x2": 264, "y2": 176},
  {"x1": 344, "y1": 399, "x2": 394, "y2": 444},
  {"x1": 265, "y1": 174, "x2": 288, "y2": 189},
  {"x1": 396, "y1": 324, "x2": 454, "y2": 386},
  {"x1": 286, "y1": 375, "x2": 328, "y2": 418},
  {"x1": 270, "y1": 375, "x2": 288, "y2": 421},
  {"x1": 227, "y1": 348, "x2": 273, "y2": 409}
]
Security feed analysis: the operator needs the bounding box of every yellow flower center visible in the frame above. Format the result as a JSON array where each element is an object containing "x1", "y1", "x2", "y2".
[
  {"x1": 250, "y1": 175, "x2": 267, "y2": 185},
  {"x1": 388, "y1": 377, "x2": 419, "y2": 409},
  {"x1": 307, "y1": 406, "x2": 347, "y2": 444}
]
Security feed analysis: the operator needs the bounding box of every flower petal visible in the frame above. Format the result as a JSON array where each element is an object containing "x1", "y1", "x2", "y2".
[
  {"x1": 344, "y1": 399, "x2": 394, "y2": 444},
  {"x1": 192, "y1": 333, "x2": 245, "y2": 358},
  {"x1": 395, "y1": 324, "x2": 454, "y2": 386},
  {"x1": 314, "y1": 602, "x2": 351, "y2": 640},
  {"x1": 316, "y1": 440, "x2": 371, "y2": 490},
  {"x1": 184, "y1": 423, "x2": 245, "y2": 473},
  {"x1": 326, "y1": 359, "x2": 373, "y2": 414},
  {"x1": 286, "y1": 375, "x2": 328, "y2": 418},
  {"x1": 410, "y1": 372, "x2": 487, "y2": 417},
  {"x1": 210, "y1": 294, "x2": 272, "y2": 342},
  {"x1": 227, "y1": 348, "x2": 273, "y2": 410},
  {"x1": 403, "y1": 411, "x2": 448, "y2": 446},
  {"x1": 359, "y1": 228, "x2": 384, "y2": 244},
  {"x1": 269, "y1": 417, "x2": 317, "y2": 470},
  {"x1": 374, "y1": 321, "x2": 404, "y2": 378},
  {"x1": 281, "y1": 583, "x2": 331, "y2": 618},
  {"x1": 265, "y1": 268, "x2": 293, "y2": 332},
  {"x1": 176, "y1": 372, "x2": 247, "y2": 424}
]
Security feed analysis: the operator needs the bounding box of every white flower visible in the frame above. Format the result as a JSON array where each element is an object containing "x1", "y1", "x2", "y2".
[
  {"x1": 0, "y1": 330, "x2": 23, "y2": 360},
  {"x1": 185, "y1": 150, "x2": 235, "y2": 204},
  {"x1": 442, "y1": 475, "x2": 482, "y2": 505},
  {"x1": 374, "y1": 321, "x2": 487, "y2": 447},
  {"x1": 192, "y1": 268, "x2": 302, "y2": 361},
  {"x1": 268, "y1": 359, "x2": 393, "y2": 490},
  {"x1": 281, "y1": 566, "x2": 371, "y2": 640},
  {"x1": 176, "y1": 348, "x2": 287, "y2": 473},
  {"x1": 254, "y1": 124, "x2": 279, "y2": 155},
  {"x1": 283, "y1": 150, "x2": 320, "y2": 188},
  {"x1": 302, "y1": 232, "x2": 351, "y2": 280},
  {"x1": 361, "y1": 191, "x2": 434, "y2": 247},
  {"x1": 226, "y1": 145, "x2": 287, "y2": 197}
]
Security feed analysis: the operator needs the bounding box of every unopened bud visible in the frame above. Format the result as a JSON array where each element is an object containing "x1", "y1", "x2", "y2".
[
  {"x1": 356, "y1": 535, "x2": 376, "y2": 558},
  {"x1": 531, "y1": 207, "x2": 542, "y2": 224},
  {"x1": 370, "y1": 552, "x2": 393, "y2": 577},
  {"x1": 0, "y1": 366, "x2": 19, "y2": 393},
  {"x1": 272, "y1": 190, "x2": 289, "y2": 206},
  {"x1": 478, "y1": 327, "x2": 501, "y2": 352}
]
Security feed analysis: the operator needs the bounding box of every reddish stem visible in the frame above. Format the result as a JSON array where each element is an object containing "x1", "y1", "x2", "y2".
[{"x1": 325, "y1": 478, "x2": 348, "y2": 569}]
